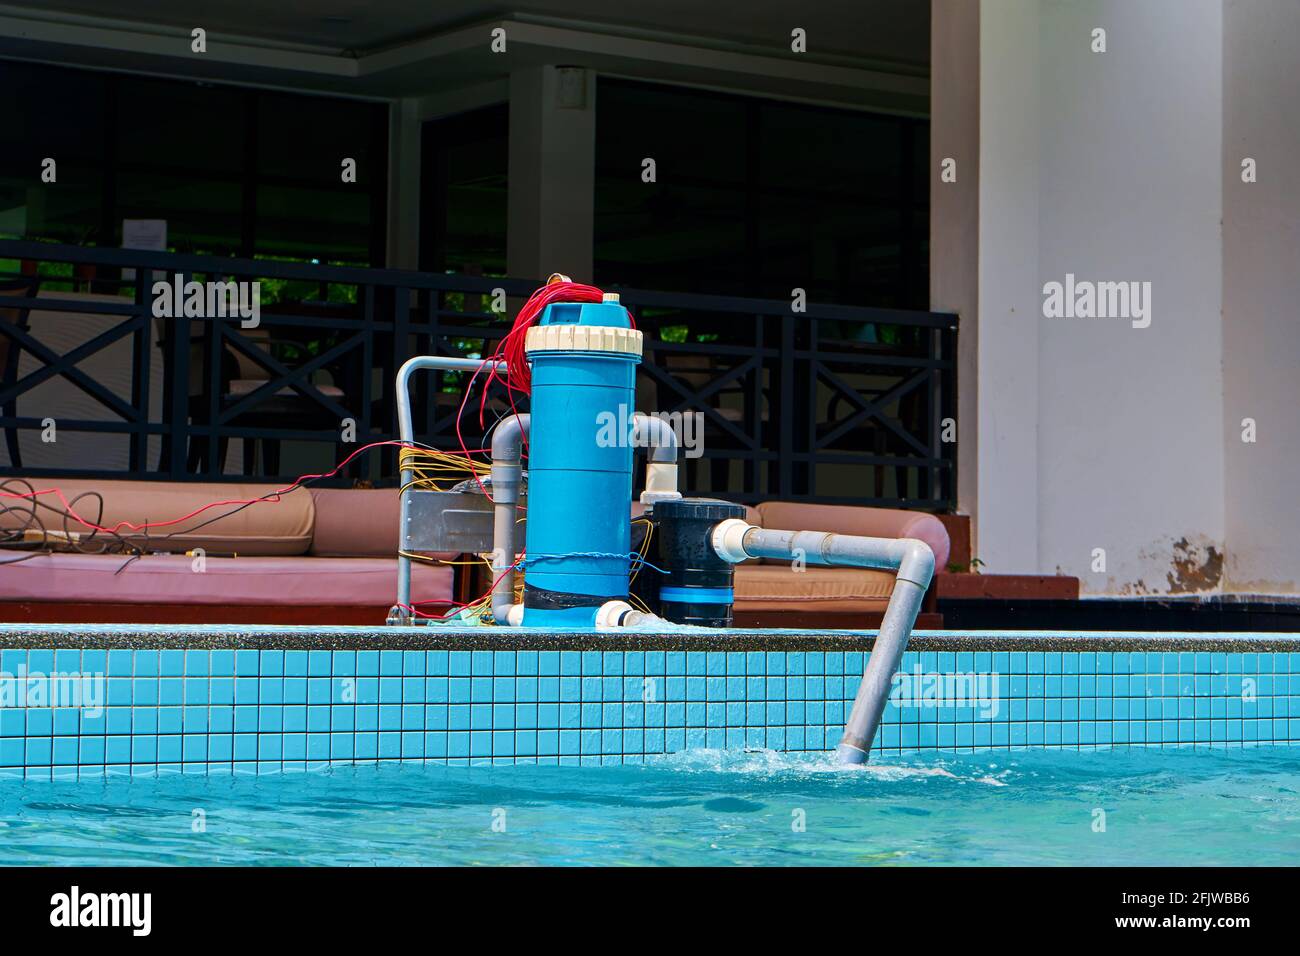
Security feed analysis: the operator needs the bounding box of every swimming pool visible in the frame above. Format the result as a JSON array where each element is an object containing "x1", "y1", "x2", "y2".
[
  {"x1": 1, "y1": 625, "x2": 1297, "y2": 777},
  {"x1": 2, "y1": 746, "x2": 1297, "y2": 866},
  {"x1": 3, "y1": 624, "x2": 1297, "y2": 867}
]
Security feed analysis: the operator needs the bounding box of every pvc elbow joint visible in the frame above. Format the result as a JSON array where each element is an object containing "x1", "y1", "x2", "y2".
[
  {"x1": 492, "y1": 595, "x2": 522, "y2": 625},
  {"x1": 490, "y1": 414, "x2": 529, "y2": 469},
  {"x1": 895, "y1": 538, "x2": 936, "y2": 590},
  {"x1": 634, "y1": 412, "x2": 683, "y2": 509}
]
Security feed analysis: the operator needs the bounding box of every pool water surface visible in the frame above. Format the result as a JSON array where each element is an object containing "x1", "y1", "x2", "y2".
[{"x1": 2, "y1": 746, "x2": 1297, "y2": 866}]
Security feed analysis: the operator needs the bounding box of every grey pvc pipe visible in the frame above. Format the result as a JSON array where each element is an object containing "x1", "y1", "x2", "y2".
[
  {"x1": 721, "y1": 525, "x2": 935, "y2": 764},
  {"x1": 490, "y1": 414, "x2": 529, "y2": 623},
  {"x1": 394, "y1": 355, "x2": 508, "y2": 614},
  {"x1": 632, "y1": 412, "x2": 682, "y2": 508},
  {"x1": 490, "y1": 413, "x2": 668, "y2": 622},
  {"x1": 632, "y1": 412, "x2": 679, "y2": 463}
]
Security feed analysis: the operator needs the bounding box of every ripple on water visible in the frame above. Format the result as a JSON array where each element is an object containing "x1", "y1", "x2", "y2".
[{"x1": 1, "y1": 747, "x2": 1298, "y2": 865}]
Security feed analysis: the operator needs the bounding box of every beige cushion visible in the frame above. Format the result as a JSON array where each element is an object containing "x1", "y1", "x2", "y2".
[
  {"x1": 0, "y1": 478, "x2": 314, "y2": 555},
  {"x1": 310, "y1": 487, "x2": 456, "y2": 560},
  {"x1": 732, "y1": 564, "x2": 894, "y2": 613}
]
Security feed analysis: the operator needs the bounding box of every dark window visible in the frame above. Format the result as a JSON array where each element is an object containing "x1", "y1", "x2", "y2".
[
  {"x1": 418, "y1": 104, "x2": 509, "y2": 276},
  {"x1": 594, "y1": 79, "x2": 928, "y2": 308},
  {"x1": 0, "y1": 61, "x2": 388, "y2": 266}
]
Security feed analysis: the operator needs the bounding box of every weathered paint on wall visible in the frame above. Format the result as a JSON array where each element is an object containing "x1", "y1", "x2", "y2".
[
  {"x1": 1222, "y1": 0, "x2": 1300, "y2": 596},
  {"x1": 976, "y1": 0, "x2": 1230, "y2": 595}
]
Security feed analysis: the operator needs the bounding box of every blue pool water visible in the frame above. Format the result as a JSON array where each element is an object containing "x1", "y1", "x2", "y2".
[{"x1": 2, "y1": 746, "x2": 1298, "y2": 866}]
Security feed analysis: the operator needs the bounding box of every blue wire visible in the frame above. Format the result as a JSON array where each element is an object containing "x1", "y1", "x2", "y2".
[{"x1": 520, "y1": 551, "x2": 667, "y2": 574}]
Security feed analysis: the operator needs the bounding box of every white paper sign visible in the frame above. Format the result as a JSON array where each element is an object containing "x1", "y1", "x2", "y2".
[{"x1": 122, "y1": 219, "x2": 167, "y2": 282}]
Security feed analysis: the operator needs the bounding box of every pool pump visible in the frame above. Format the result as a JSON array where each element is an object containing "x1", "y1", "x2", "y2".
[
  {"x1": 391, "y1": 278, "x2": 934, "y2": 763},
  {"x1": 651, "y1": 498, "x2": 747, "y2": 627}
]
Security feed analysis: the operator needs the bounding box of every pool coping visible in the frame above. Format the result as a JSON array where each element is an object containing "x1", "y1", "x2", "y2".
[{"x1": 1, "y1": 624, "x2": 1299, "y2": 652}]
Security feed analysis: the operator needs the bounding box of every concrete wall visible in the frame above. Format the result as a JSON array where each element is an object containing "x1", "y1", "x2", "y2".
[
  {"x1": 1222, "y1": 0, "x2": 1300, "y2": 593},
  {"x1": 506, "y1": 66, "x2": 597, "y2": 284},
  {"x1": 976, "y1": 0, "x2": 1230, "y2": 594}
]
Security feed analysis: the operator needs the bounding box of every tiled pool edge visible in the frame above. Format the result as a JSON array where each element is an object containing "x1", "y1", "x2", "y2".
[
  {"x1": 5, "y1": 624, "x2": 1300, "y2": 651},
  {"x1": 2, "y1": 626, "x2": 1298, "y2": 778}
]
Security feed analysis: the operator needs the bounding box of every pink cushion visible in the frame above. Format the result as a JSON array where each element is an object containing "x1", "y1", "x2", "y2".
[
  {"x1": 309, "y1": 487, "x2": 456, "y2": 560},
  {"x1": 0, "y1": 553, "x2": 452, "y2": 607}
]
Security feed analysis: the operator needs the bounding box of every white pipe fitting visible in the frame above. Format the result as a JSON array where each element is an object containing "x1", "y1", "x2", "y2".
[
  {"x1": 711, "y1": 517, "x2": 752, "y2": 564},
  {"x1": 595, "y1": 600, "x2": 643, "y2": 630}
]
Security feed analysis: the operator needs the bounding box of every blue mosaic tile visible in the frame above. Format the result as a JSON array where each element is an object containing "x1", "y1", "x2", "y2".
[{"x1": 1, "y1": 645, "x2": 1298, "y2": 776}]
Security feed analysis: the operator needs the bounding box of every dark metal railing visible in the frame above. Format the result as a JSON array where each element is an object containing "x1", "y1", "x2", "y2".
[{"x1": 0, "y1": 240, "x2": 956, "y2": 509}]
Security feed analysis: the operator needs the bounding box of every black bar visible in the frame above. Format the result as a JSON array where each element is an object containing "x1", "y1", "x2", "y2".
[
  {"x1": 167, "y1": 272, "x2": 191, "y2": 479},
  {"x1": 0, "y1": 867, "x2": 1286, "y2": 942},
  {"x1": 129, "y1": 271, "x2": 150, "y2": 472},
  {"x1": 206, "y1": 317, "x2": 222, "y2": 478},
  {"x1": 779, "y1": 312, "x2": 794, "y2": 497}
]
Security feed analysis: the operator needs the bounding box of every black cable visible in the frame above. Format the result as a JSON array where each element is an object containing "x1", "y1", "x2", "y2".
[
  {"x1": 0, "y1": 435, "x2": 490, "y2": 566},
  {"x1": 155, "y1": 437, "x2": 456, "y2": 541}
]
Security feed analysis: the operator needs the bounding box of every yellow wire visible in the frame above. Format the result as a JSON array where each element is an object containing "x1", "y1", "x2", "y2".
[
  {"x1": 393, "y1": 445, "x2": 501, "y2": 623},
  {"x1": 398, "y1": 552, "x2": 483, "y2": 566},
  {"x1": 396, "y1": 450, "x2": 667, "y2": 625},
  {"x1": 398, "y1": 447, "x2": 487, "y2": 495},
  {"x1": 629, "y1": 518, "x2": 654, "y2": 588}
]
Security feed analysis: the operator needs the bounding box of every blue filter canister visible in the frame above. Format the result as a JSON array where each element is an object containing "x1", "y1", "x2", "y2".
[{"x1": 521, "y1": 298, "x2": 643, "y2": 627}]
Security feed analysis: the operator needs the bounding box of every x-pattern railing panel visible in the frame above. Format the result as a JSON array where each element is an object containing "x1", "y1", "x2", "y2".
[
  {"x1": 813, "y1": 360, "x2": 932, "y2": 455},
  {"x1": 214, "y1": 325, "x2": 360, "y2": 425}
]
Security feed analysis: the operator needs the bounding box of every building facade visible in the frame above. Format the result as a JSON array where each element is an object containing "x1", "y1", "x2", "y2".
[{"x1": 1, "y1": 0, "x2": 1297, "y2": 596}]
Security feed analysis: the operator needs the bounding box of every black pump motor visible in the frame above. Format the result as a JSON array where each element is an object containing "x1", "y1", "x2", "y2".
[{"x1": 652, "y1": 497, "x2": 748, "y2": 627}]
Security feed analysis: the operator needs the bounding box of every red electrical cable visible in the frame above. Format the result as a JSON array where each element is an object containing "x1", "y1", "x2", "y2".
[
  {"x1": 486, "y1": 280, "x2": 608, "y2": 399},
  {"x1": 0, "y1": 439, "x2": 488, "y2": 538},
  {"x1": 396, "y1": 556, "x2": 521, "y2": 621},
  {"x1": 455, "y1": 278, "x2": 634, "y2": 495},
  {"x1": 439, "y1": 279, "x2": 635, "y2": 611}
]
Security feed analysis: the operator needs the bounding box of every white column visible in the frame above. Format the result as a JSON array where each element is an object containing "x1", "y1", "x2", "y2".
[
  {"x1": 506, "y1": 66, "x2": 596, "y2": 283},
  {"x1": 975, "y1": 0, "x2": 1041, "y2": 576},
  {"x1": 1223, "y1": 0, "x2": 1300, "y2": 594},
  {"x1": 968, "y1": 0, "x2": 1226, "y2": 593}
]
